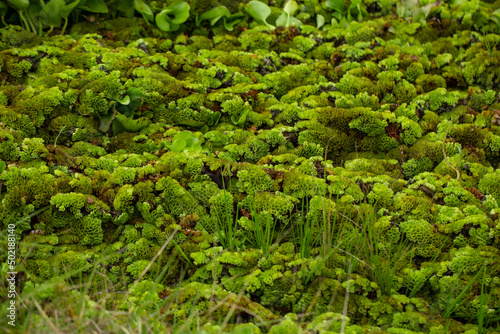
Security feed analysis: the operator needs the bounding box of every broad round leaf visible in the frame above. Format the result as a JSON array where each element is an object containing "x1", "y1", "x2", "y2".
[
  {"x1": 184, "y1": 135, "x2": 198, "y2": 147},
  {"x1": 126, "y1": 87, "x2": 143, "y2": 100},
  {"x1": 169, "y1": 1, "x2": 190, "y2": 24},
  {"x1": 288, "y1": 16, "x2": 302, "y2": 27},
  {"x1": 172, "y1": 138, "x2": 186, "y2": 152},
  {"x1": 175, "y1": 131, "x2": 196, "y2": 141},
  {"x1": 275, "y1": 13, "x2": 287, "y2": 27},
  {"x1": 316, "y1": 14, "x2": 325, "y2": 29},
  {"x1": 40, "y1": 0, "x2": 65, "y2": 27},
  {"x1": 246, "y1": 1, "x2": 271, "y2": 23},
  {"x1": 283, "y1": 0, "x2": 298, "y2": 16},
  {"x1": 156, "y1": 9, "x2": 172, "y2": 31},
  {"x1": 187, "y1": 143, "x2": 202, "y2": 152}
]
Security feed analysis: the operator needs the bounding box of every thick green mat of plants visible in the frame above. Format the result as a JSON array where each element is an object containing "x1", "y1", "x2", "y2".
[{"x1": 1, "y1": 0, "x2": 500, "y2": 333}]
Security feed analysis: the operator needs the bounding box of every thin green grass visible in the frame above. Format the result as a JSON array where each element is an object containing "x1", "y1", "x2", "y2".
[
  {"x1": 243, "y1": 197, "x2": 280, "y2": 257},
  {"x1": 405, "y1": 241, "x2": 445, "y2": 299},
  {"x1": 442, "y1": 261, "x2": 489, "y2": 319},
  {"x1": 297, "y1": 195, "x2": 320, "y2": 259},
  {"x1": 212, "y1": 184, "x2": 239, "y2": 251}
]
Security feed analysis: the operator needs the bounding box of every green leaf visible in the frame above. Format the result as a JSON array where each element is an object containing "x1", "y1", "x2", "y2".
[
  {"x1": 172, "y1": 138, "x2": 186, "y2": 152},
  {"x1": 112, "y1": 114, "x2": 150, "y2": 135},
  {"x1": 169, "y1": 1, "x2": 190, "y2": 24},
  {"x1": 332, "y1": 11, "x2": 343, "y2": 21},
  {"x1": 325, "y1": 0, "x2": 345, "y2": 13},
  {"x1": 288, "y1": 15, "x2": 302, "y2": 27},
  {"x1": 231, "y1": 109, "x2": 249, "y2": 126},
  {"x1": 224, "y1": 14, "x2": 245, "y2": 30},
  {"x1": 276, "y1": 13, "x2": 287, "y2": 27},
  {"x1": 164, "y1": 141, "x2": 172, "y2": 149},
  {"x1": 155, "y1": 2, "x2": 189, "y2": 32},
  {"x1": 283, "y1": 0, "x2": 298, "y2": 16},
  {"x1": 113, "y1": 101, "x2": 134, "y2": 118},
  {"x1": 107, "y1": 0, "x2": 132, "y2": 13},
  {"x1": 396, "y1": 3, "x2": 406, "y2": 18},
  {"x1": 450, "y1": 0, "x2": 467, "y2": 7},
  {"x1": 78, "y1": 0, "x2": 108, "y2": 13},
  {"x1": 156, "y1": 9, "x2": 172, "y2": 31},
  {"x1": 185, "y1": 136, "x2": 198, "y2": 147},
  {"x1": 126, "y1": 87, "x2": 142, "y2": 100},
  {"x1": 6, "y1": 0, "x2": 29, "y2": 11},
  {"x1": 316, "y1": 14, "x2": 325, "y2": 29},
  {"x1": 40, "y1": 0, "x2": 65, "y2": 27},
  {"x1": 171, "y1": 131, "x2": 204, "y2": 152},
  {"x1": 356, "y1": 5, "x2": 363, "y2": 21},
  {"x1": 412, "y1": 8, "x2": 425, "y2": 23},
  {"x1": 276, "y1": 13, "x2": 302, "y2": 27},
  {"x1": 60, "y1": 0, "x2": 80, "y2": 20},
  {"x1": 129, "y1": 101, "x2": 143, "y2": 114},
  {"x1": 186, "y1": 143, "x2": 203, "y2": 152},
  {"x1": 133, "y1": 0, "x2": 153, "y2": 21},
  {"x1": 197, "y1": 6, "x2": 230, "y2": 26},
  {"x1": 209, "y1": 111, "x2": 221, "y2": 126},
  {"x1": 421, "y1": 0, "x2": 440, "y2": 18},
  {"x1": 117, "y1": 95, "x2": 131, "y2": 105},
  {"x1": 245, "y1": 1, "x2": 275, "y2": 30},
  {"x1": 99, "y1": 109, "x2": 116, "y2": 132},
  {"x1": 0, "y1": 160, "x2": 5, "y2": 174},
  {"x1": 175, "y1": 130, "x2": 196, "y2": 141}
]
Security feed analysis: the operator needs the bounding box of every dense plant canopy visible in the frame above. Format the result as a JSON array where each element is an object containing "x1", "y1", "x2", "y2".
[{"x1": 1, "y1": 0, "x2": 500, "y2": 333}]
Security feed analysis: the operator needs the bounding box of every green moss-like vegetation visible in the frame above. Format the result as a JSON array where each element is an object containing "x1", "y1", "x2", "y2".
[{"x1": 1, "y1": 0, "x2": 500, "y2": 333}]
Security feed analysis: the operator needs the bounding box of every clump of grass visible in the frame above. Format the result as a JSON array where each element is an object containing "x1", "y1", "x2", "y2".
[
  {"x1": 354, "y1": 203, "x2": 416, "y2": 296},
  {"x1": 242, "y1": 197, "x2": 281, "y2": 257}
]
